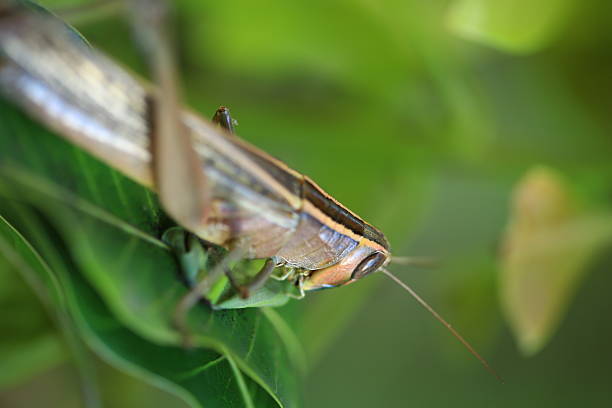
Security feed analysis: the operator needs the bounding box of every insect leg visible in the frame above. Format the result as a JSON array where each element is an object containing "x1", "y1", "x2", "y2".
[
  {"x1": 224, "y1": 258, "x2": 277, "y2": 299},
  {"x1": 212, "y1": 106, "x2": 236, "y2": 134},
  {"x1": 242, "y1": 258, "x2": 277, "y2": 297},
  {"x1": 223, "y1": 265, "x2": 249, "y2": 298},
  {"x1": 172, "y1": 245, "x2": 246, "y2": 347},
  {"x1": 271, "y1": 267, "x2": 294, "y2": 281},
  {"x1": 287, "y1": 274, "x2": 306, "y2": 299},
  {"x1": 126, "y1": 0, "x2": 211, "y2": 233}
]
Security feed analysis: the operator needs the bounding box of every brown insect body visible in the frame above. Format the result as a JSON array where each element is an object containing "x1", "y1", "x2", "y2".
[
  {"x1": 0, "y1": 8, "x2": 390, "y2": 291},
  {"x1": 0, "y1": 3, "x2": 500, "y2": 378}
]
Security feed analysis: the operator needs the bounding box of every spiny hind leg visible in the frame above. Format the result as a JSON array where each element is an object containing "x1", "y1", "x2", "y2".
[
  {"x1": 127, "y1": 0, "x2": 212, "y2": 233},
  {"x1": 127, "y1": 0, "x2": 213, "y2": 346}
]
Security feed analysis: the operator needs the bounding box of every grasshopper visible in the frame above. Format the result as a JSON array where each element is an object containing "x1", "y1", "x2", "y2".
[{"x1": 0, "y1": 0, "x2": 499, "y2": 378}]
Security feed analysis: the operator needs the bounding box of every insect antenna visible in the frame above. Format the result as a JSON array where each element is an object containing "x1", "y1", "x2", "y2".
[
  {"x1": 390, "y1": 256, "x2": 438, "y2": 268},
  {"x1": 380, "y1": 267, "x2": 503, "y2": 383}
]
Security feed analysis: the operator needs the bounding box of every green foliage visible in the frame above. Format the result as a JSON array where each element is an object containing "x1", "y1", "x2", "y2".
[
  {"x1": 0, "y1": 237, "x2": 67, "y2": 389},
  {"x1": 447, "y1": 0, "x2": 577, "y2": 53},
  {"x1": 0, "y1": 99, "x2": 300, "y2": 406},
  {"x1": 3, "y1": 0, "x2": 612, "y2": 407}
]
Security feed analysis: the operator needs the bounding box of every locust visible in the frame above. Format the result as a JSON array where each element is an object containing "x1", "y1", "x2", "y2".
[{"x1": 0, "y1": 0, "x2": 500, "y2": 379}]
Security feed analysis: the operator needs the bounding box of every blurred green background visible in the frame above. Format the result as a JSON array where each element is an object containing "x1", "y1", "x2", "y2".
[{"x1": 2, "y1": 0, "x2": 612, "y2": 406}]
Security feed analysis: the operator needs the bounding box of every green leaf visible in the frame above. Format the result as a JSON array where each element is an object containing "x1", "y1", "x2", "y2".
[
  {"x1": 0, "y1": 93, "x2": 301, "y2": 406},
  {"x1": 0, "y1": 210, "x2": 279, "y2": 408},
  {"x1": 500, "y1": 167, "x2": 612, "y2": 355},
  {"x1": 0, "y1": 213, "x2": 69, "y2": 390},
  {"x1": 447, "y1": 0, "x2": 577, "y2": 53}
]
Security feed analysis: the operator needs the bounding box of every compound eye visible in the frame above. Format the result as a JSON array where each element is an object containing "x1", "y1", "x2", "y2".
[{"x1": 351, "y1": 252, "x2": 386, "y2": 280}]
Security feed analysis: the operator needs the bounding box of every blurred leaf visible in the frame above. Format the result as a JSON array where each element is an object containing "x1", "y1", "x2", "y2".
[
  {"x1": 0, "y1": 212, "x2": 104, "y2": 407},
  {"x1": 0, "y1": 216, "x2": 68, "y2": 390},
  {"x1": 0, "y1": 328, "x2": 66, "y2": 390},
  {"x1": 500, "y1": 166, "x2": 612, "y2": 355},
  {"x1": 0, "y1": 91, "x2": 301, "y2": 406},
  {"x1": 0, "y1": 210, "x2": 278, "y2": 408},
  {"x1": 447, "y1": 0, "x2": 576, "y2": 53}
]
